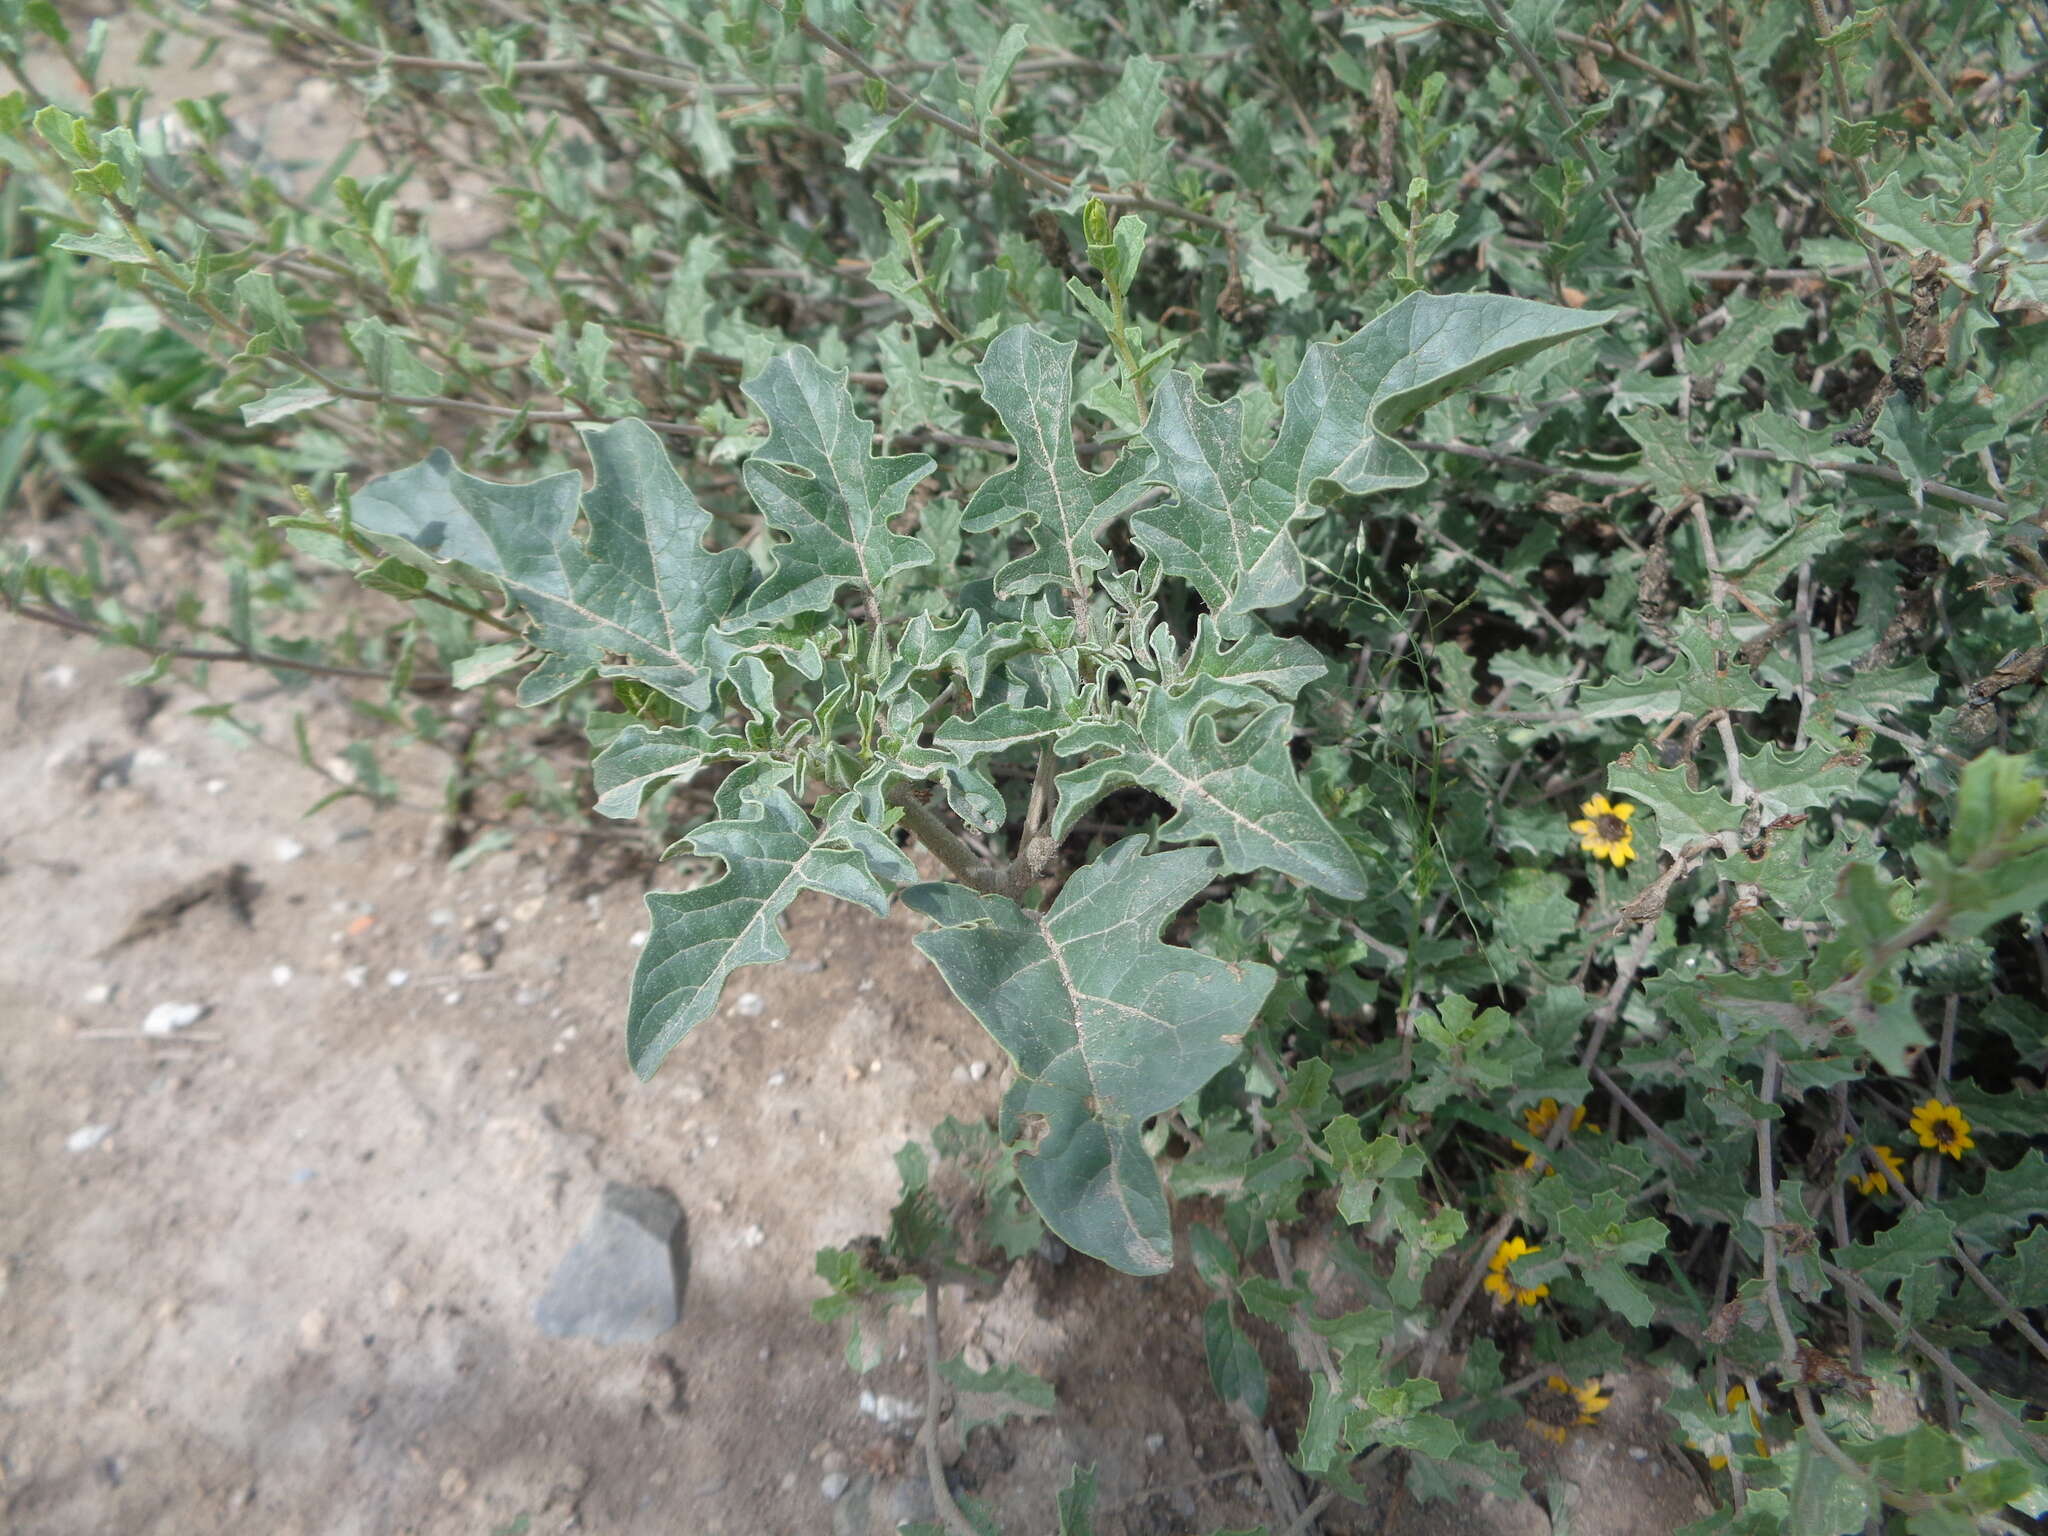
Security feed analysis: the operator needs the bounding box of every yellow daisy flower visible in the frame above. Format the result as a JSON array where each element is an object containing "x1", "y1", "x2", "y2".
[
  {"x1": 1483, "y1": 1236, "x2": 1549, "y2": 1308},
  {"x1": 1848, "y1": 1142, "x2": 1907, "y2": 1197},
  {"x1": 1517, "y1": 1099, "x2": 1603, "y2": 1174},
  {"x1": 1568, "y1": 794, "x2": 1638, "y2": 867},
  {"x1": 1526, "y1": 1374, "x2": 1611, "y2": 1445},
  {"x1": 1909, "y1": 1098, "x2": 1974, "y2": 1160}
]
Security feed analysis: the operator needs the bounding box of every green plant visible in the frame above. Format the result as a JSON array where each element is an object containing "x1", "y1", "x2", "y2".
[{"x1": 6, "y1": 0, "x2": 2048, "y2": 1531}]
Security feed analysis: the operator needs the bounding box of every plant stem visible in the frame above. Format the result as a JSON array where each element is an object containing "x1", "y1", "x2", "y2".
[
  {"x1": 920, "y1": 1277, "x2": 976, "y2": 1536},
  {"x1": 886, "y1": 782, "x2": 1007, "y2": 892}
]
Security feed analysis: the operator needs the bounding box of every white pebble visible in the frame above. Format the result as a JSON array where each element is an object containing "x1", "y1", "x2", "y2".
[
  {"x1": 820, "y1": 1472, "x2": 850, "y2": 1502},
  {"x1": 857, "y1": 977, "x2": 874, "y2": 992},
  {"x1": 83, "y1": 983, "x2": 113, "y2": 1005},
  {"x1": 738, "y1": 1224, "x2": 766, "y2": 1248},
  {"x1": 768, "y1": 1017, "x2": 782, "y2": 1030},
  {"x1": 734, "y1": 992, "x2": 765, "y2": 1017},
  {"x1": 428, "y1": 908, "x2": 456, "y2": 927},
  {"x1": 385, "y1": 969, "x2": 410, "y2": 988},
  {"x1": 134, "y1": 748, "x2": 167, "y2": 769},
  {"x1": 1144, "y1": 1433, "x2": 1166, "y2": 1455},
  {"x1": 273, "y1": 837, "x2": 306, "y2": 863},
  {"x1": 628, "y1": 930, "x2": 648, "y2": 949},
  {"x1": 204, "y1": 778, "x2": 228, "y2": 795},
  {"x1": 67, "y1": 1124, "x2": 112, "y2": 1152},
  {"x1": 766, "y1": 1071, "x2": 787, "y2": 1087},
  {"x1": 141, "y1": 1001, "x2": 207, "y2": 1036},
  {"x1": 443, "y1": 991, "x2": 463, "y2": 1006},
  {"x1": 270, "y1": 965, "x2": 293, "y2": 987},
  {"x1": 44, "y1": 664, "x2": 78, "y2": 688},
  {"x1": 857, "y1": 1390, "x2": 922, "y2": 1425},
  {"x1": 968, "y1": 1061, "x2": 990, "y2": 1082},
  {"x1": 342, "y1": 966, "x2": 368, "y2": 989}
]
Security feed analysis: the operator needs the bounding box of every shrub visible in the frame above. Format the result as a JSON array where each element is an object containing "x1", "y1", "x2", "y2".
[{"x1": 5, "y1": 0, "x2": 2047, "y2": 1529}]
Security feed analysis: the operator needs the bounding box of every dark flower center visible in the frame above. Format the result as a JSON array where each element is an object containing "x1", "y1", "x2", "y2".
[
  {"x1": 1528, "y1": 1389, "x2": 1579, "y2": 1428},
  {"x1": 1596, "y1": 814, "x2": 1628, "y2": 841},
  {"x1": 1931, "y1": 1118, "x2": 1957, "y2": 1145}
]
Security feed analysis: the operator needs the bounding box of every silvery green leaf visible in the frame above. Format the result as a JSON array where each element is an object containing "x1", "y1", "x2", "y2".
[
  {"x1": 1576, "y1": 609, "x2": 1775, "y2": 722},
  {"x1": 591, "y1": 722, "x2": 749, "y2": 819},
  {"x1": 738, "y1": 348, "x2": 936, "y2": 624},
  {"x1": 1161, "y1": 616, "x2": 1328, "y2": 701},
  {"x1": 1070, "y1": 54, "x2": 1170, "y2": 188},
  {"x1": 240, "y1": 383, "x2": 332, "y2": 426},
  {"x1": 350, "y1": 419, "x2": 752, "y2": 708},
  {"x1": 972, "y1": 24, "x2": 1031, "y2": 121},
  {"x1": 1137, "y1": 293, "x2": 1612, "y2": 631},
  {"x1": 629, "y1": 772, "x2": 896, "y2": 1080},
  {"x1": 1055, "y1": 676, "x2": 1368, "y2": 900},
  {"x1": 904, "y1": 840, "x2": 1274, "y2": 1273},
  {"x1": 961, "y1": 326, "x2": 1152, "y2": 601}
]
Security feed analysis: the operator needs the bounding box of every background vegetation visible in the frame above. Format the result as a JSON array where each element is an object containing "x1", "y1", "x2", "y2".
[{"x1": 4, "y1": 0, "x2": 2047, "y2": 1530}]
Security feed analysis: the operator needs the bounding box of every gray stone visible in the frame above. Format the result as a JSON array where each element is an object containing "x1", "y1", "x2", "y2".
[{"x1": 535, "y1": 1184, "x2": 689, "y2": 1343}]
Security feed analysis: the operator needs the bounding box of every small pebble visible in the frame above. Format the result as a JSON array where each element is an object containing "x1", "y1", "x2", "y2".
[
  {"x1": 141, "y1": 1001, "x2": 207, "y2": 1036},
  {"x1": 768, "y1": 1017, "x2": 782, "y2": 1030},
  {"x1": 342, "y1": 966, "x2": 368, "y2": 989},
  {"x1": 270, "y1": 965, "x2": 293, "y2": 987},
  {"x1": 67, "y1": 1124, "x2": 112, "y2": 1152},
  {"x1": 858, "y1": 1390, "x2": 922, "y2": 1425},
  {"x1": 438, "y1": 1467, "x2": 469, "y2": 1502},
  {"x1": 766, "y1": 1071, "x2": 787, "y2": 1087},
  {"x1": 44, "y1": 664, "x2": 78, "y2": 688},
  {"x1": 512, "y1": 896, "x2": 545, "y2": 923},
  {"x1": 820, "y1": 1472, "x2": 850, "y2": 1503},
  {"x1": 204, "y1": 778, "x2": 227, "y2": 795},
  {"x1": 442, "y1": 991, "x2": 463, "y2": 1006},
  {"x1": 273, "y1": 838, "x2": 306, "y2": 863},
  {"x1": 428, "y1": 908, "x2": 456, "y2": 927},
  {"x1": 734, "y1": 992, "x2": 765, "y2": 1017},
  {"x1": 298, "y1": 1309, "x2": 331, "y2": 1350},
  {"x1": 961, "y1": 1342, "x2": 992, "y2": 1374},
  {"x1": 738, "y1": 1224, "x2": 766, "y2": 1249},
  {"x1": 1144, "y1": 1433, "x2": 1166, "y2": 1455},
  {"x1": 83, "y1": 983, "x2": 113, "y2": 1006},
  {"x1": 967, "y1": 1061, "x2": 990, "y2": 1082},
  {"x1": 385, "y1": 969, "x2": 409, "y2": 988},
  {"x1": 628, "y1": 930, "x2": 648, "y2": 949}
]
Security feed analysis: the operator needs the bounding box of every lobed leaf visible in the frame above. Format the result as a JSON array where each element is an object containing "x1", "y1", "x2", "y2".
[
  {"x1": 1054, "y1": 676, "x2": 1369, "y2": 900},
  {"x1": 1135, "y1": 292, "x2": 1613, "y2": 632},
  {"x1": 903, "y1": 840, "x2": 1275, "y2": 1274},
  {"x1": 351, "y1": 419, "x2": 751, "y2": 708}
]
